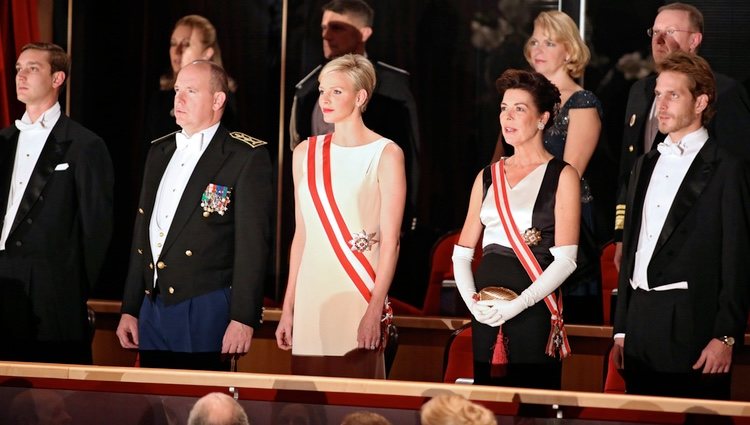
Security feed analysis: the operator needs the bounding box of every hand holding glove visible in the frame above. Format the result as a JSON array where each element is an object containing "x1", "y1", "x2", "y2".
[
  {"x1": 476, "y1": 245, "x2": 578, "y2": 327},
  {"x1": 451, "y1": 244, "x2": 495, "y2": 324}
]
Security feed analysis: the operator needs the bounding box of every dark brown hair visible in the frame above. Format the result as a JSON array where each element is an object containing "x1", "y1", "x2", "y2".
[
  {"x1": 657, "y1": 51, "x2": 716, "y2": 125},
  {"x1": 20, "y1": 42, "x2": 70, "y2": 85},
  {"x1": 323, "y1": 0, "x2": 374, "y2": 27},
  {"x1": 495, "y1": 69, "x2": 561, "y2": 131}
]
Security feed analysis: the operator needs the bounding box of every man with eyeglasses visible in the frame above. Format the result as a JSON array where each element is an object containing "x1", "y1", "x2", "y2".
[{"x1": 613, "y1": 2, "x2": 750, "y2": 269}]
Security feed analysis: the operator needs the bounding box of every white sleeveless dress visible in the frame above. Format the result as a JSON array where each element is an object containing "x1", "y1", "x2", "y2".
[{"x1": 293, "y1": 136, "x2": 392, "y2": 356}]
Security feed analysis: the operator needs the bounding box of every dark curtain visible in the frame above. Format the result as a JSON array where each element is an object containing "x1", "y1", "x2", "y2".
[{"x1": 0, "y1": 0, "x2": 40, "y2": 128}]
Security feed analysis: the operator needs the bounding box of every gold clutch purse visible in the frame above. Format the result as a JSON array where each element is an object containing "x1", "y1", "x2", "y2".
[{"x1": 476, "y1": 286, "x2": 518, "y2": 301}]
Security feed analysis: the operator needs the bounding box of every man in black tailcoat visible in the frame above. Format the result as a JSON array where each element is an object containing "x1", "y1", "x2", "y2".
[
  {"x1": 0, "y1": 43, "x2": 114, "y2": 364},
  {"x1": 613, "y1": 51, "x2": 750, "y2": 399}
]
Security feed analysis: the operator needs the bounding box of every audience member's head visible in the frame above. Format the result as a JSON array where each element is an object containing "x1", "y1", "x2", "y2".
[
  {"x1": 272, "y1": 402, "x2": 327, "y2": 425},
  {"x1": 9, "y1": 389, "x2": 72, "y2": 425},
  {"x1": 320, "y1": 0, "x2": 374, "y2": 59},
  {"x1": 650, "y1": 3, "x2": 703, "y2": 64},
  {"x1": 187, "y1": 392, "x2": 249, "y2": 425},
  {"x1": 340, "y1": 411, "x2": 392, "y2": 425},
  {"x1": 420, "y1": 394, "x2": 497, "y2": 425}
]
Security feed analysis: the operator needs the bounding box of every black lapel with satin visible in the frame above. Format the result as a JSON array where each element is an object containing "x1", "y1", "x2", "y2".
[
  {"x1": 627, "y1": 149, "x2": 661, "y2": 250},
  {"x1": 0, "y1": 130, "x2": 20, "y2": 217},
  {"x1": 160, "y1": 127, "x2": 230, "y2": 256},
  {"x1": 10, "y1": 120, "x2": 71, "y2": 236},
  {"x1": 653, "y1": 139, "x2": 718, "y2": 257}
]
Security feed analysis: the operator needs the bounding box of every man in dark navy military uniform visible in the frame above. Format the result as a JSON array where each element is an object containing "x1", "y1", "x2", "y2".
[{"x1": 117, "y1": 60, "x2": 273, "y2": 371}]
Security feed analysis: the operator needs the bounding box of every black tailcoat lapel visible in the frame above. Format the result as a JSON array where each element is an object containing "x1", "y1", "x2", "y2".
[
  {"x1": 653, "y1": 142, "x2": 718, "y2": 258},
  {"x1": 10, "y1": 127, "x2": 71, "y2": 236}
]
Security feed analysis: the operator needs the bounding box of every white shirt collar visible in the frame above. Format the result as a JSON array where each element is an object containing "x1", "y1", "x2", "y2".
[{"x1": 15, "y1": 102, "x2": 62, "y2": 131}]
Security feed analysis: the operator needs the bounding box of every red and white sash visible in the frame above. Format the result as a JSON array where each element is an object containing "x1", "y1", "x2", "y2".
[
  {"x1": 306, "y1": 134, "x2": 375, "y2": 302},
  {"x1": 490, "y1": 159, "x2": 571, "y2": 359}
]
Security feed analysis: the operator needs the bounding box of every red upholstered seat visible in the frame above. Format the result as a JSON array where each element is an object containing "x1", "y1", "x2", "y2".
[
  {"x1": 600, "y1": 241, "x2": 618, "y2": 325},
  {"x1": 442, "y1": 323, "x2": 473, "y2": 383},
  {"x1": 603, "y1": 344, "x2": 625, "y2": 394},
  {"x1": 391, "y1": 229, "x2": 482, "y2": 317}
]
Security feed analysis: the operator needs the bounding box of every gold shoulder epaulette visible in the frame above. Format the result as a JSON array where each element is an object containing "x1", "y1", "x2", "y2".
[
  {"x1": 151, "y1": 130, "x2": 179, "y2": 144},
  {"x1": 614, "y1": 204, "x2": 626, "y2": 231},
  {"x1": 230, "y1": 131, "x2": 267, "y2": 148}
]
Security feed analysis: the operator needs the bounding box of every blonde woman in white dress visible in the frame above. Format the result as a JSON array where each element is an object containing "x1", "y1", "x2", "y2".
[{"x1": 275, "y1": 54, "x2": 406, "y2": 378}]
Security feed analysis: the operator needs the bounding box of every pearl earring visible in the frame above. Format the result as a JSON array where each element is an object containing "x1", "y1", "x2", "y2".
[{"x1": 537, "y1": 122, "x2": 545, "y2": 130}]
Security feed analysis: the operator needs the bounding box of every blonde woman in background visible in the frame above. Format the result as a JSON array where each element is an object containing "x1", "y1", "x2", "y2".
[
  {"x1": 144, "y1": 15, "x2": 237, "y2": 145},
  {"x1": 526, "y1": 10, "x2": 603, "y2": 324}
]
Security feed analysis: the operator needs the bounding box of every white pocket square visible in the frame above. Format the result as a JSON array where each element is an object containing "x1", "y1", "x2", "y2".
[{"x1": 54, "y1": 163, "x2": 69, "y2": 171}]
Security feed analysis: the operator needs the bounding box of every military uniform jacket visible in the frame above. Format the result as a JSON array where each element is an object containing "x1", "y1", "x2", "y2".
[
  {"x1": 121, "y1": 126, "x2": 272, "y2": 329},
  {"x1": 0, "y1": 115, "x2": 114, "y2": 341},
  {"x1": 614, "y1": 139, "x2": 750, "y2": 364}
]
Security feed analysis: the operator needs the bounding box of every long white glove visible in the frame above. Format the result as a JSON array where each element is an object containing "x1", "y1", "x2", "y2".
[
  {"x1": 451, "y1": 245, "x2": 493, "y2": 323},
  {"x1": 478, "y1": 245, "x2": 578, "y2": 327}
]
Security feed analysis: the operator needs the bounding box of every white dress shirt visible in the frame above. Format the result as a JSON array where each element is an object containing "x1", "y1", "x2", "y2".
[
  {"x1": 149, "y1": 123, "x2": 218, "y2": 284},
  {"x1": 631, "y1": 127, "x2": 708, "y2": 291},
  {"x1": 0, "y1": 103, "x2": 62, "y2": 250}
]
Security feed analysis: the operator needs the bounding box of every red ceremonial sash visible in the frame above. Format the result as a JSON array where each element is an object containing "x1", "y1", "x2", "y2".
[
  {"x1": 490, "y1": 159, "x2": 571, "y2": 359},
  {"x1": 306, "y1": 134, "x2": 375, "y2": 302}
]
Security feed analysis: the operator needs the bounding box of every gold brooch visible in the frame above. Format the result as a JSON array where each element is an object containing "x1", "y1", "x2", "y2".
[
  {"x1": 349, "y1": 230, "x2": 378, "y2": 252},
  {"x1": 522, "y1": 227, "x2": 542, "y2": 246}
]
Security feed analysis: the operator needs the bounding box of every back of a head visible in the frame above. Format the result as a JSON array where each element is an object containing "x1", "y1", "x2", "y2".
[
  {"x1": 340, "y1": 411, "x2": 392, "y2": 425},
  {"x1": 187, "y1": 392, "x2": 250, "y2": 425},
  {"x1": 323, "y1": 0, "x2": 374, "y2": 27},
  {"x1": 420, "y1": 394, "x2": 497, "y2": 425}
]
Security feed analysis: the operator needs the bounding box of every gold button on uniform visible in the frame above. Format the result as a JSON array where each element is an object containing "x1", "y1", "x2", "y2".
[
  {"x1": 144, "y1": 289, "x2": 151, "y2": 295},
  {"x1": 157, "y1": 261, "x2": 166, "y2": 270},
  {"x1": 149, "y1": 263, "x2": 154, "y2": 270},
  {"x1": 185, "y1": 250, "x2": 193, "y2": 256},
  {"x1": 138, "y1": 208, "x2": 144, "y2": 214},
  {"x1": 628, "y1": 145, "x2": 634, "y2": 152},
  {"x1": 168, "y1": 287, "x2": 175, "y2": 294},
  {"x1": 137, "y1": 248, "x2": 143, "y2": 254}
]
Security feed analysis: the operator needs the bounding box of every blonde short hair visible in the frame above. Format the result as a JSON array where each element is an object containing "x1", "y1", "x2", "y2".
[
  {"x1": 420, "y1": 394, "x2": 497, "y2": 425},
  {"x1": 525, "y1": 11, "x2": 591, "y2": 78},
  {"x1": 320, "y1": 53, "x2": 376, "y2": 112}
]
